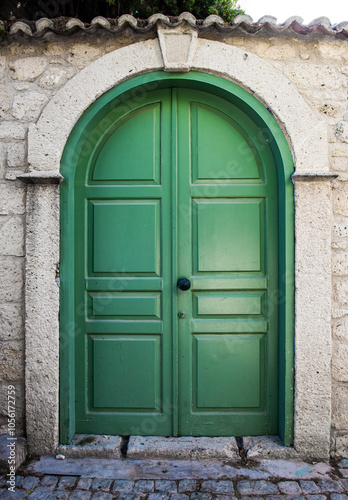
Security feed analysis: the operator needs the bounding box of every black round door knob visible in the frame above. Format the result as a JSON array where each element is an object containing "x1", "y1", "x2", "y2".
[{"x1": 177, "y1": 278, "x2": 191, "y2": 291}]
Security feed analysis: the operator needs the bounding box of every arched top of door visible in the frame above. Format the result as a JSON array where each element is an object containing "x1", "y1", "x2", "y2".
[
  {"x1": 26, "y1": 38, "x2": 328, "y2": 178},
  {"x1": 60, "y1": 72, "x2": 293, "y2": 187}
]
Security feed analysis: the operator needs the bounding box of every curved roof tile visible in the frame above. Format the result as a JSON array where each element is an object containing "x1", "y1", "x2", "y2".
[{"x1": 1, "y1": 12, "x2": 347, "y2": 39}]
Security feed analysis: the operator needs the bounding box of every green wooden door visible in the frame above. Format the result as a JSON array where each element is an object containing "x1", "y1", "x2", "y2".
[{"x1": 74, "y1": 85, "x2": 278, "y2": 436}]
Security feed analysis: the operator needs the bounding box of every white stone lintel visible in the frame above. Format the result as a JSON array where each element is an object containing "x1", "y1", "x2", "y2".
[
  {"x1": 158, "y1": 24, "x2": 197, "y2": 72},
  {"x1": 17, "y1": 172, "x2": 64, "y2": 185}
]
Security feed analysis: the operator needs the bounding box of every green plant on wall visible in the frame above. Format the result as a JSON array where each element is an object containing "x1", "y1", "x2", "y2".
[
  {"x1": 0, "y1": 0, "x2": 243, "y2": 22},
  {"x1": 104, "y1": 0, "x2": 244, "y2": 21}
]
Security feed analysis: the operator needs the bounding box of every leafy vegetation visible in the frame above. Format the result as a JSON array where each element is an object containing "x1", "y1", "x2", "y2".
[{"x1": 0, "y1": 0, "x2": 243, "y2": 23}]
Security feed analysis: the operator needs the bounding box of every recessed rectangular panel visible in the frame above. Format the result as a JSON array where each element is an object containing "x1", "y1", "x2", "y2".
[
  {"x1": 192, "y1": 104, "x2": 260, "y2": 182},
  {"x1": 92, "y1": 200, "x2": 160, "y2": 274},
  {"x1": 92, "y1": 104, "x2": 161, "y2": 183},
  {"x1": 91, "y1": 293, "x2": 161, "y2": 319},
  {"x1": 194, "y1": 292, "x2": 264, "y2": 317},
  {"x1": 194, "y1": 199, "x2": 262, "y2": 272},
  {"x1": 194, "y1": 335, "x2": 263, "y2": 408},
  {"x1": 91, "y1": 336, "x2": 160, "y2": 409}
]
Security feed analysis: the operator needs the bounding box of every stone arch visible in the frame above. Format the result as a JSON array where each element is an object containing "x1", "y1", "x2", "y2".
[{"x1": 22, "y1": 35, "x2": 334, "y2": 459}]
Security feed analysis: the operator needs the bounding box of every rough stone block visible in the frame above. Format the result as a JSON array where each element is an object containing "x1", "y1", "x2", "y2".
[
  {"x1": 7, "y1": 142, "x2": 26, "y2": 168},
  {"x1": 333, "y1": 251, "x2": 348, "y2": 275},
  {"x1": 0, "y1": 88, "x2": 11, "y2": 118},
  {"x1": 334, "y1": 217, "x2": 348, "y2": 240},
  {"x1": 332, "y1": 341, "x2": 348, "y2": 381},
  {"x1": 0, "y1": 381, "x2": 25, "y2": 433},
  {"x1": 0, "y1": 434, "x2": 27, "y2": 473},
  {"x1": 66, "y1": 44, "x2": 103, "y2": 68},
  {"x1": 39, "y1": 66, "x2": 76, "y2": 89},
  {"x1": 243, "y1": 436, "x2": 299, "y2": 459},
  {"x1": 335, "y1": 435, "x2": 348, "y2": 458},
  {"x1": 335, "y1": 279, "x2": 348, "y2": 306},
  {"x1": 0, "y1": 143, "x2": 6, "y2": 179},
  {"x1": 237, "y1": 480, "x2": 278, "y2": 495},
  {"x1": 155, "y1": 480, "x2": 177, "y2": 492},
  {"x1": 56, "y1": 434, "x2": 122, "y2": 458},
  {"x1": 0, "y1": 302, "x2": 23, "y2": 341},
  {"x1": 0, "y1": 122, "x2": 26, "y2": 140},
  {"x1": 127, "y1": 436, "x2": 240, "y2": 460},
  {"x1": 0, "y1": 215, "x2": 25, "y2": 257},
  {"x1": 10, "y1": 57, "x2": 48, "y2": 81},
  {"x1": 332, "y1": 387, "x2": 348, "y2": 428},
  {"x1": 335, "y1": 122, "x2": 348, "y2": 144},
  {"x1": 0, "y1": 255, "x2": 24, "y2": 302},
  {"x1": 0, "y1": 185, "x2": 25, "y2": 216},
  {"x1": 0, "y1": 340, "x2": 24, "y2": 381},
  {"x1": 278, "y1": 481, "x2": 302, "y2": 495},
  {"x1": 112, "y1": 480, "x2": 134, "y2": 492},
  {"x1": 134, "y1": 480, "x2": 155, "y2": 492},
  {"x1": 12, "y1": 92, "x2": 49, "y2": 121},
  {"x1": 282, "y1": 64, "x2": 347, "y2": 90}
]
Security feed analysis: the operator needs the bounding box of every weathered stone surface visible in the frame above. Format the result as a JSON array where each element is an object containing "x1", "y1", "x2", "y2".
[
  {"x1": 0, "y1": 215, "x2": 25, "y2": 257},
  {"x1": 0, "y1": 256, "x2": 24, "y2": 301},
  {"x1": 243, "y1": 436, "x2": 298, "y2": 459},
  {"x1": 12, "y1": 92, "x2": 49, "y2": 121},
  {"x1": 66, "y1": 44, "x2": 103, "y2": 68},
  {"x1": 39, "y1": 66, "x2": 76, "y2": 89},
  {"x1": 201, "y1": 480, "x2": 234, "y2": 495},
  {"x1": 0, "y1": 302, "x2": 23, "y2": 341},
  {"x1": 155, "y1": 480, "x2": 177, "y2": 492},
  {"x1": 24, "y1": 185, "x2": 60, "y2": 455},
  {"x1": 0, "y1": 88, "x2": 11, "y2": 118},
  {"x1": 335, "y1": 279, "x2": 348, "y2": 306},
  {"x1": 237, "y1": 480, "x2": 278, "y2": 495},
  {"x1": 335, "y1": 122, "x2": 348, "y2": 143},
  {"x1": 56, "y1": 435, "x2": 122, "y2": 459},
  {"x1": 0, "y1": 144, "x2": 6, "y2": 179},
  {"x1": 7, "y1": 142, "x2": 26, "y2": 168},
  {"x1": 335, "y1": 435, "x2": 348, "y2": 458},
  {"x1": 10, "y1": 57, "x2": 48, "y2": 81},
  {"x1": 0, "y1": 339, "x2": 24, "y2": 381},
  {"x1": 0, "y1": 434, "x2": 27, "y2": 472},
  {"x1": 334, "y1": 217, "x2": 348, "y2": 240},
  {"x1": 127, "y1": 436, "x2": 240, "y2": 460},
  {"x1": 333, "y1": 251, "x2": 348, "y2": 275},
  {"x1": 0, "y1": 121, "x2": 26, "y2": 140},
  {"x1": 282, "y1": 64, "x2": 347, "y2": 90},
  {"x1": 0, "y1": 185, "x2": 25, "y2": 216},
  {"x1": 332, "y1": 341, "x2": 348, "y2": 381},
  {"x1": 277, "y1": 481, "x2": 302, "y2": 495},
  {"x1": 332, "y1": 387, "x2": 348, "y2": 428},
  {"x1": 112, "y1": 480, "x2": 134, "y2": 492}
]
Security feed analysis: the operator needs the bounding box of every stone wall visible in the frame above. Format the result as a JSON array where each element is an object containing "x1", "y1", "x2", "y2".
[{"x1": 0, "y1": 29, "x2": 347, "y2": 454}]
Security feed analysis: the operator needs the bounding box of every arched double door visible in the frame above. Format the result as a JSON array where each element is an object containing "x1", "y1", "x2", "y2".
[{"x1": 63, "y1": 75, "x2": 289, "y2": 438}]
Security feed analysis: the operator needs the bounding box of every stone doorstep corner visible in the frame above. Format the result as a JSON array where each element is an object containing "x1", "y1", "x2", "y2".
[{"x1": 55, "y1": 435, "x2": 298, "y2": 461}]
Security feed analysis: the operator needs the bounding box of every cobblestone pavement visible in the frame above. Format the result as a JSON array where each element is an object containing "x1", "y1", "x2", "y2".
[{"x1": 1, "y1": 458, "x2": 348, "y2": 500}]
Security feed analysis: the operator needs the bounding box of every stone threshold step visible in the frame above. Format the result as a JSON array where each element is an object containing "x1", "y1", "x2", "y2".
[{"x1": 56, "y1": 435, "x2": 298, "y2": 460}]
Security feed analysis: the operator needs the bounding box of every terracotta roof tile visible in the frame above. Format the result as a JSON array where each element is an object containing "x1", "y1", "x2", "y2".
[{"x1": 1, "y1": 13, "x2": 347, "y2": 39}]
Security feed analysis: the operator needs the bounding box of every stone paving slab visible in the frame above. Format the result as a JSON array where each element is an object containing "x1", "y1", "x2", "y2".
[
  {"x1": 127, "y1": 437, "x2": 240, "y2": 461},
  {"x1": 1, "y1": 457, "x2": 348, "y2": 499},
  {"x1": 25, "y1": 457, "x2": 334, "y2": 481},
  {"x1": 56, "y1": 435, "x2": 122, "y2": 459}
]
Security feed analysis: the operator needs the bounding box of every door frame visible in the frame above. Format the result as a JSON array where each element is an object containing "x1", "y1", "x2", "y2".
[
  {"x1": 59, "y1": 71, "x2": 294, "y2": 445},
  {"x1": 23, "y1": 35, "x2": 335, "y2": 458}
]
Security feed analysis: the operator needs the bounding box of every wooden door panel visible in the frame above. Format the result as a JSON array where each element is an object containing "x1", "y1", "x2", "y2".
[
  {"x1": 191, "y1": 103, "x2": 261, "y2": 182},
  {"x1": 177, "y1": 88, "x2": 278, "y2": 436},
  {"x1": 75, "y1": 89, "x2": 172, "y2": 435},
  {"x1": 194, "y1": 334, "x2": 264, "y2": 409},
  {"x1": 92, "y1": 103, "x2": 161, "y2": 183},
  {"x1": 193, "y1": 199, "x2": 263, "y2": 273},
  {"x1": 90, "y1": 335, "x2": 161, "y2": 410},
  {"x1": 91, "y1": 200, "x2": 160, "y2": 274}
]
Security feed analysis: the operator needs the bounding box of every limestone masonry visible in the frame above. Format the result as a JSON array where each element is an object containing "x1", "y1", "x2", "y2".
[{"x1": 0, "y1": 14, "x2": 347, "y2": 458}]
